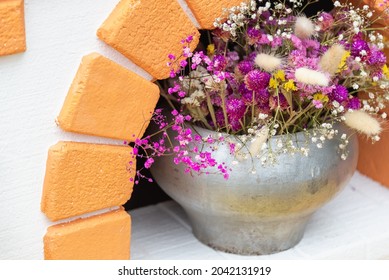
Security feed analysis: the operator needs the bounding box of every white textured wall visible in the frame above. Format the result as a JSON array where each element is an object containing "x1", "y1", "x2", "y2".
[{"x1": 0, "y1": 0, "x2": 195, "y2": 260}]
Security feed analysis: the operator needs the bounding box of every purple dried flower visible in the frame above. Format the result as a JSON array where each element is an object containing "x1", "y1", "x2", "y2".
[
  {"x1": 237, "y1": 60, "x2": 254, "y2": 75},
  {"x1": 215, "y1": 109, "x2": 226, "y2": 128},
  {"x1": 226, "y1": 97, "x2": 246, "y2": 131},
  {"x1": 347, "y1": 98, "x2": 361, "y2": 110},
  {"x1": 351, "y1": 39, "x2": 370, "y2": 57},
  {"x1": 244, "y1": 70, "x2": 271, "y2": 92},
  {"x1": 329, "y1": 85, "x2": 349, "y2": 102},
  {"x1": 239, "y1": 83, "x2": 254, "y2": 103},
  {"x1": 240, "y1": 83, "x2": 269, "y2": 104},
  {"x1": 368, "y1": 50, "x2": 387, "y2": 66},
  {"x1": 227, "y1": 98, "x2": 246, "y2": 118},
  {"x1": 212, "y1": 55, "x2": 227, "y2": 71},
  {"x1": 318, "y1": 12, "x2": 334, "y2": 31},
  {"x1": 229, "y1": 119, "x2": 243, "y2": 131},
  {"x1": 257, "y1": 89, "x2": 270, "y2": 104},
  {"x1": 247, "y1": 26, "x2": 261, "y2": 44}
]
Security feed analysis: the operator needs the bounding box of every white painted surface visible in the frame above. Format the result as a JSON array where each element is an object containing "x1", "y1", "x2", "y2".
[
  {"x1": 1, "y1": 0, "x2": 389, "y2": 261},
  {"x1": 0, "y1": 0, "x2": 154, "y2": 260},
  {"x1": 130, "y1": 172, "x2": 389, "y2": 260}
]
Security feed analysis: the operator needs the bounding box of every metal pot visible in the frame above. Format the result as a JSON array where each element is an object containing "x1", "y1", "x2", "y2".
[{"x1": 150, "y1": 124, "x2": 358, "y2": 255}]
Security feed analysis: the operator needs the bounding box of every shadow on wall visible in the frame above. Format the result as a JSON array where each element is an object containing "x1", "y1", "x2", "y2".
[
  {"x1": 124, "y1": 98, "x2": 173, "y2": 210},
  {"x1": 125, "y1": 0, "x2": 335, "y2": 210}
]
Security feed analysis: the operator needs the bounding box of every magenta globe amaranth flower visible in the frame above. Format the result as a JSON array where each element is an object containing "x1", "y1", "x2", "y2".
[
  {"x1": 240, "y1": 83, "x2": 270, "y2": 105},
  {"x1": 329, "y1": 85, "x2": 349, "y2": 102},
  {"x1": 247, "y1": 26, "x2": 261, "y2": 44},
  {"x1": 368, "y1": 50, "x2": 386, "y2": 66},
  {"x1": 244, "y1": 70, "x2": 271, "y2": 92},
  {"x1": 226, "y1": 97, "x2": 246, "y2": 118},
  {"x1": 347, "y1": 98, "x2": 361, "y2": 110},
  {"x1": 226, "y1": 97, "x2": 246, "y2": 131},
  {"x1": 211, "y1": 55, "x2": 227, "y2": 71},
  {"x1": 351, "y1": 39, "x2": 370, "y2": 57},
  {"x1": 237, "y1": 60, "x2": 254, "y2": 75}
]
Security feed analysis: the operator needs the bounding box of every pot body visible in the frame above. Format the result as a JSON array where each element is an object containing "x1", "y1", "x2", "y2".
[{"x1": 151, "y1": 125, "x2": 358, "y2": 255}]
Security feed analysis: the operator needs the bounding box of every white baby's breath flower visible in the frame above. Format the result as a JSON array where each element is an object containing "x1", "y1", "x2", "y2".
[
  {"x1": 295, "y1": 67, "x2": 329, "y2": 86},
  {"x1": 255, "y1": 53, "x2": 282, "y2": 72},
  {"x1": 294, "y1": 16, "x2": 315, "y2": 39},
  {"x1": 275, "y1": 3, "x2": 283, "y2": 9},
  {"x1": 248, "y1": 126, "x2": 269, "y2": 157},
  {"x1": 344, "y1": 110, "x2": 382, "y2": 137}
]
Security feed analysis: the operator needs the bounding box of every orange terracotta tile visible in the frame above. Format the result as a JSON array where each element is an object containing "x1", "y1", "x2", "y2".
[
  {"x1": 41, "y1": 141, "x2": 134, "y2": 221},
  {"x1": 97, "y1": 0, "x2": 200, "y2": 80},
  {"x1": 185, "y1": 0, "x2": 244, "y2": 29},
  {"x1": 0, "y1": 0, "x2": 26, "y2": 56},
  {"x1": 58, "y1": 53, "x2": 159, "y2": 141},
  {"x1": 44, "y1": 209, "x2": 131, "y2": 260}
]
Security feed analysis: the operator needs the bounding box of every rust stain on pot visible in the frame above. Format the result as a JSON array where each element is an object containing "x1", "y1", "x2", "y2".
[{"x1": 218, "y1": 182, "x2": 339, "y2": 217}]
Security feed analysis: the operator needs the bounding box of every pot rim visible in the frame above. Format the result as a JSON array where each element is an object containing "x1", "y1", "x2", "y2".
[{"x1": 184, "y1": 120, "x2": 347, "y2": 142}]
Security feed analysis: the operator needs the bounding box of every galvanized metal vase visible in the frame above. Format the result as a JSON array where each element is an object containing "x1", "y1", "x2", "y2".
[{"x1": 150, "y1": 124, "x2": 358, "y2": 255}]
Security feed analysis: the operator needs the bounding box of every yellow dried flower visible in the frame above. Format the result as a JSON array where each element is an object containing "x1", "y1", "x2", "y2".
[
  {"x1": 337, "y1": 51, "x2": 350, "y2": 73},
  {"x1": 283, "y1": 79, "x2": 297, "y2": 91},
  {"x1": 269, "y1": 78, "x2": 278, "y2": 89},
  {"x1": 207, "y1": 44, "x2": 215, "y2": 56},
  {"x1": 313, "y1": 93, "x2": 329, "y2": 102},
  {"x1": 382, "y1": 65, "x2": 389, "y2": 79},
  {"x1": 274, "y1": 70, "x2": 286, "y2": 81}
]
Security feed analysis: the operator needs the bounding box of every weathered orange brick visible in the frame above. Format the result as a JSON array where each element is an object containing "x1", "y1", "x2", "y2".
[
  {"x1": 44, "y1": 209, "x2": 131, "y2": 260},
  {"x1": 0, "y1": 0, "x2": 26, "y2": 56},
  {"x1": 358, "y1": 83, "x2": 389, "y2": 188},
  {"x1": 358, "y1": 119, "x2": 389, "y2": 188},
  {"x1": 185, "y1": 0, "x2": 244, "y2": 29},
  {"x1": 58, "y1": 53, "x2": 159, "y2": 141},
  {"x1": 97, "y1": 0, "x2": 200, "y2": 80},
  {"x1": 41, "y1": 141, "x2": 135, "y2": 221}
]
